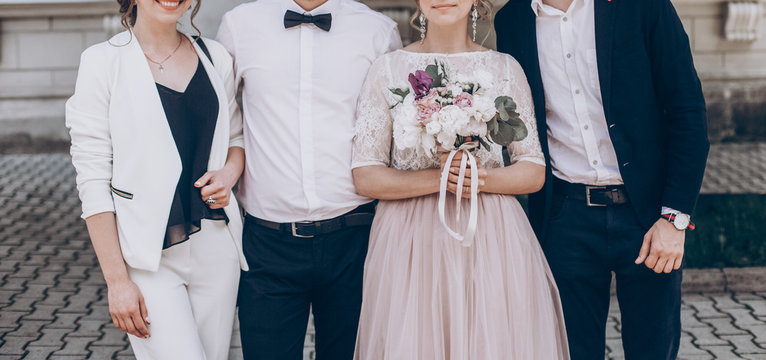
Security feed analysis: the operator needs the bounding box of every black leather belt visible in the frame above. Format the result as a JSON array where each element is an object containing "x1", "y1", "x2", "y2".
[
  {"x1": 553, "y1": 177, "x2": 629, "y2": 207},
  {"x1": 247, "y1": 202, "x2": 376, "y2": 238}
]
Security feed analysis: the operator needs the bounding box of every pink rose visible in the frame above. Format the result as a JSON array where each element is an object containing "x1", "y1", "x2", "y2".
[
  {"x1": 454, "y1": 92, "x2": 473, "y2": 109},
  {"x1": 415, "y1": 91, "x2": 441, "y2": 124}
]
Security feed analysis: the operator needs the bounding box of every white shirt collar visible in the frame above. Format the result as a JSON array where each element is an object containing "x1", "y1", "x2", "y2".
[
  {"x1": 530, "y1": 0, "x2": 544, "y2": 17},
  {"x1": 284, "y1": 0, "x2": 338, "y2": 16}
]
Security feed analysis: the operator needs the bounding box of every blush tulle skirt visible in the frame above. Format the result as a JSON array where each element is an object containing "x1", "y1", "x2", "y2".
[{"x1": 354, "y1": 193, "x2": 570, "y2": 360}]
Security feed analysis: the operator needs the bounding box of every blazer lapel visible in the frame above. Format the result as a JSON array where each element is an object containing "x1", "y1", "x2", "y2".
[
  {"x1": 188, "y1": 35, "x2": 228, "y2": 171},
  {"x1": 594, "y1": 0, "x2": 617, "y2": 119},
  {"x1": 120, "y1": 32, "x2": 181, "y2": 167}
]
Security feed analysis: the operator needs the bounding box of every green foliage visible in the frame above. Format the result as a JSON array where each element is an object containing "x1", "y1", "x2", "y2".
[
  {"x1": 425, "y1": 60, "x2": 448, "y2": 88},
  {"x1": 488, "y1": 96, "x2": 528, "y2": 147},
  {"x1": 684, "y1": 194, "x2": 766, "y2": 268}
]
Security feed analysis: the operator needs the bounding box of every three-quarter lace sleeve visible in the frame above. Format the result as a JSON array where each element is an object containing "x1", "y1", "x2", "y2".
[
  {"x1": 352, "y1": 56, "x2": 394, "y2": 169},
  {"x1": 506, "y1": 57, "x2": 545, "y2": 167}
]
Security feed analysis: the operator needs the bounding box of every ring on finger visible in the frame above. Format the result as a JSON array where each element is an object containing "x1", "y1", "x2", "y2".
[{"x1": 206, "y1": 196, "x2": 216, "y2": 204}]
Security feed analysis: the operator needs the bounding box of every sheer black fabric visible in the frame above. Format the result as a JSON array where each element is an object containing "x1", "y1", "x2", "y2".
[{"x1": 157, "y1": 59, "x2": 228, "y2": 249}]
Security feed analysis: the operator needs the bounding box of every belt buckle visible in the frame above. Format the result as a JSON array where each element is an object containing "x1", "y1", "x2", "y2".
[
  {"x1": 585, "y1": 186, "x2": 607, "y2": 207},
  {"x1": 291, "y1": 221, "x2": 315, "y2": 238}
]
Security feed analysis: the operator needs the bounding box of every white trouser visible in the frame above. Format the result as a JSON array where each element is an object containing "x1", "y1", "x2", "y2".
[{"x1": 126, "y1": 220, "x2": 240, "y2": 360}]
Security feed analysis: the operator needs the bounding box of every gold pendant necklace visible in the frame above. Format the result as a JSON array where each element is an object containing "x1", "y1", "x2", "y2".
[{"x1": 144, "y1": 34, "x2": 184, "y2": 73}]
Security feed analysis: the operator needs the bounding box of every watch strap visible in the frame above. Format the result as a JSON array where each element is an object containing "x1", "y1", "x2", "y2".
[{"x1": 661, "y1": 213, "x2": 695, "y2": 231}]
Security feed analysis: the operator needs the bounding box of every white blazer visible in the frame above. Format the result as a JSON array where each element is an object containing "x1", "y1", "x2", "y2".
[{"x1": 66, "y1": 31, "x2": 248, "y2": 272}]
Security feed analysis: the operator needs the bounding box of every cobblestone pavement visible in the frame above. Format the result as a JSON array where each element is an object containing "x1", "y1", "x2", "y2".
[{"x1": 1, "y1": 153, "x2": 766, "y2": 360}]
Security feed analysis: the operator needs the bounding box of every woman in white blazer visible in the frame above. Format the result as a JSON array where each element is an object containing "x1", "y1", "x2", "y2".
[{"x1": 66, "y1": 0, "x2": 247, "y2": 359}]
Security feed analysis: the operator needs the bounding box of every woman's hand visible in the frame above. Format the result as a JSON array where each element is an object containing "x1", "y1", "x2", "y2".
[
  {"x1": 440, "y1": 151, "x2": 487, "y2": 199},
  {"x1": 195, "y1": 166, "x2": 239, "y2": 209},
  {"x1": 107, "y1": 278, "x2": 150, "y2": 339}
]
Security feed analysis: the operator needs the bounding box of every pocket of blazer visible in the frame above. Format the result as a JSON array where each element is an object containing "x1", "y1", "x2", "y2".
[{"x1": 110, "y1": 185, "x2": 134, "y2": 200}]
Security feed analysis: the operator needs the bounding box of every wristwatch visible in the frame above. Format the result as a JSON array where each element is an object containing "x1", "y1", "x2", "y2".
[{"x1": 661, "y1": 212, "x2": 695, "y2": 231}]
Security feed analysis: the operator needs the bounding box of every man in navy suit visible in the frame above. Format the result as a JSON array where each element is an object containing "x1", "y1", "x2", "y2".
[{"x1": 495, "y1": 0, "x2": 709, "y2": 358}]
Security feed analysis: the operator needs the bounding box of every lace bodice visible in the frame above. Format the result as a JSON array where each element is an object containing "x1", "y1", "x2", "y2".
[{"x1": 352, "y1": 49, "x2": 544, "y2": 171}]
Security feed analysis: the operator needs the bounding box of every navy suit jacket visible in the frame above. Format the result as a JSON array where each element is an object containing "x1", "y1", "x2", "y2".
[{"x1": 495, "y1": 0, "x2": 710, "y2": 239}]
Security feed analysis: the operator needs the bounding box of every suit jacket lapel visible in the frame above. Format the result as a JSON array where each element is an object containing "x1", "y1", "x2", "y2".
[
  {"x1": 594, "y1": 0, "x2": 617, "y2": 119},
  {"x1": 188, "y1": 35, "x2": 228, "y2": 171},
  {"x1": 119, "y1": 31, "x2": 182, "y2": 176}
]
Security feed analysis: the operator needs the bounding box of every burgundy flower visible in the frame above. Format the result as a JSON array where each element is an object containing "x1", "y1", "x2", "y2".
[{"x1": 408, "y1": 70, "x2": 433, "y2": 99}]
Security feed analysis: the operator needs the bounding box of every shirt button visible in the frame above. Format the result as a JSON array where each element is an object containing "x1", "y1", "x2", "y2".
[
  {"x1": 593, "y1": 160, "x2": 599, "y2": 165},
  {"x1": 563, "y1": 17, "x2": 568, "y2": 22},
  {"x1": 583, "y1": 124, "x2": 589, "y2": 130},
  {"x1": 566, "y1": 53, "x2": 572, "y2": 59},
  {"x1": 575, "y1": 89, "x2": 581, "y2": 94}
]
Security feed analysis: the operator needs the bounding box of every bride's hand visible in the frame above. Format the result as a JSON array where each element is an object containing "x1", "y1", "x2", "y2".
[{"x1": 440, "y1": 152, "x2": 487, "y2": 199}]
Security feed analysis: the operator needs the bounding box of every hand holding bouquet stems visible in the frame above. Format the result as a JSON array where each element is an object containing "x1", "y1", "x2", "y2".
[{"x1": 440, "y1": 140, "x2": 487, "y2": 199}]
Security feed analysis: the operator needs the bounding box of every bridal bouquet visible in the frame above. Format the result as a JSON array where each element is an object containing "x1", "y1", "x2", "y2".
[
  {"x1": 388, "y1": 60, "x2": 529, "y2": 247},
  {"x1": 388, "y1": 60, "x2": 528, "y2": 155}
]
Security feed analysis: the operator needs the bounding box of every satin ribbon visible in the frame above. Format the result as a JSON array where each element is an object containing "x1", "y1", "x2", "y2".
[{"x1": 438, "y1": 143, "x2": 479, "y2": 247}]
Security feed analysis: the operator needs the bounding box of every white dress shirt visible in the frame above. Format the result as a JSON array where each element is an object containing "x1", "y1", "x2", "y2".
[
  {"x1": 533, "y1": 0, "x2": 683, "y2": 217},
  {"x1": 533, "y1": 0, "x2": 622, "y2": 186},
  {"x1": 217, "y1": 0, "x2": 402, "y2": 223}
]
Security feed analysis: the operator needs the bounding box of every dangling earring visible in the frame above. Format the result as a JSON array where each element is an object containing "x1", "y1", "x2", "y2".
[
  {"x1": 471, "y1": 3, "x2": 478, "y2": 42},
  {"x1": 419, "y1": 11, "x2": 427, "y2": 44}
]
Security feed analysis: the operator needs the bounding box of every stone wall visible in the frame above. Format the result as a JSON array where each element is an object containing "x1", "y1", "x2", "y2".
[
  {"x1": 0, "y1": 1, "x2": 119, "y2": 151},
  {"x1": 0, "y1": 0, "x2": 763, "y2": 148}
]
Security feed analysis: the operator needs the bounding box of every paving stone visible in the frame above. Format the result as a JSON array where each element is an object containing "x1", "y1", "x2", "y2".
[
  {"x1": 0, "y1": 336, "x2": 36, "y2": 356},
  {"x1": 721, "y1": 334, "x2": 766, "y2": 355},
  {"x1": 682, "y1": 307, "x2": 709, "y2": 328},
  {"x1": 87, "y1": 345, "x2": 124, "y2": 359},
  {"x1": 27, "y1": 328, "x2": 70, "y2": 347},
  {"x1": 22, "y1": 304, "x2": 58, "y2": 321},
  {"x1": 0, "y1": 311, "x2": 29, "y2": 329},
  {"x1": 704, "y1": 317, "x2": 750, "y2": 336},
  {"x1": 729, "y1": 308, "x2": 766, "y2": 327},
  {"x1": 679, "y1": 333, "x2": 713, "y2": 358},
  {"x1": 91, "y1": 327, "x2": 129, "y2": 346},
  {"x1": 25, "y1": 346, "x2": 62, "y2": 359},
  {"x1": 712, "y1": 294, "x2": 748, "y2": 310},
  {"x1": 4, "y1": 297, "x2": 36, "y2": 312},
  {"x1": 52, "y1": 336, "x2": 98, "y2": 356},
  {"x1": 700, "y1": 345, "x2": 743, "y2": 358},
  {"x1": 4, "y1": 320, "x2": 48, "y2": 338},
  {"x1": 47, "y1": 313, "x2": 81, "y2": 330},
  {"x1": 688, "y1": 326, "x2": 731, "y2": 346}
]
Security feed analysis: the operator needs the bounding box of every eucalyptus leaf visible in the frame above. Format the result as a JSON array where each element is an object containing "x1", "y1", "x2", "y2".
[
  {"x1": 488, "y1": 96, "x2": 528, "y2": 147},
  {"x1": 425, "y1": 64, "x2": 442, "y2": 89}
]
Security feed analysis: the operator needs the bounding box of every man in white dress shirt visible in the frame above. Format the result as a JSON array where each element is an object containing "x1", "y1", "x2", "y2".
[
  {"x1": 496, "y1": 0, "x2": 709, "y2": 358},
  {"x1": 217, "y1": 0, "x2": 401, "y2": 359}
]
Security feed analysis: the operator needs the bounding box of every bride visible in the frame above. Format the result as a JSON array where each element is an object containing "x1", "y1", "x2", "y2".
[{"x1": 351, "y1": 0, "x2": 569, "y2": 358}]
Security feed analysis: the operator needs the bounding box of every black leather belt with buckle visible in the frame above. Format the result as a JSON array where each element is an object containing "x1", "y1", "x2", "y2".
[
  {"x1": 553, "y1": 178, "x2": 629, "y2": 207},
  {"x1": 247, "y1": 202, "x2": 376, "y2": 238}
]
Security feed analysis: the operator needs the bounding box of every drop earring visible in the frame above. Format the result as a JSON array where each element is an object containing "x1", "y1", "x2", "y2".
[
  {"x1": 419, "y1": 11, "x2": 427, "y2": 44},
  {"x1": 471, "y1": 3, "x2": 478, "y2": 42}
]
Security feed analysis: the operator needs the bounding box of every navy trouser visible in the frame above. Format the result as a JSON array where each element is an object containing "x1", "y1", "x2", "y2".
[
  {"x1": 543, "y1": 193, "x2": 682, "y2": 360},
  {"x1": 238, "y1": 214, "x2": 370, "y2": 360}
]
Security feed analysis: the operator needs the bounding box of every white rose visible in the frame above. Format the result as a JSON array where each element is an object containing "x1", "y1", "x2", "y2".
[
  {"x1": 425, "y1": 120, "x2": 442, "y2": 135},
  {"x1": 438, "y1": 105, "x2": 470, "y2": 132},
  {"x1": 394, "y1": 120, "x2": 423, "y2": 151},
  {"x1": 437, "y1": 131, "x2": 457, "y2": 151},
  {"x1": 472, "y1": 95, "x2": 497, "y2": 122},
  {"x1": 458, "y1": 119, "x2": 488, "y2": 137}
]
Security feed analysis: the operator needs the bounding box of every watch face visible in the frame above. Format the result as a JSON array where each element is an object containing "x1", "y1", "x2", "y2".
[{"x1": 674, "y1": 214, "x2": 690, "y2": 230}]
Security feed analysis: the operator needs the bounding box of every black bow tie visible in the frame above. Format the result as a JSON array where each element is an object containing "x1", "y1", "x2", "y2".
[{"x1": 284, "y1": 10, "x2": 332, "y2": 32}]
